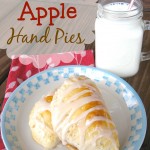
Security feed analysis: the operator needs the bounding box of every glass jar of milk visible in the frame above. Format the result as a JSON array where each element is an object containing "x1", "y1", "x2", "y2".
[{"x1": 95, "y1": 0, "x2": 150, "y2": 77}]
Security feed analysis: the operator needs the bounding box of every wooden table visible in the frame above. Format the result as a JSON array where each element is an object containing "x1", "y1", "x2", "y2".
[{"x1": 0, "y1": 1, "x2": 150, "y2": 150}]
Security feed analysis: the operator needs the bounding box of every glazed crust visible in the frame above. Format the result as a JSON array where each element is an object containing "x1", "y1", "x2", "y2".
[{"x1": 51, "y1": 76, "x2": 120, "y2": 150}]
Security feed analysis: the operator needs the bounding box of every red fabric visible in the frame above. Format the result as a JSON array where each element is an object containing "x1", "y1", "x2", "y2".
[{"x1": 0, "y1": 50, "x2": 95, "y2": 149}]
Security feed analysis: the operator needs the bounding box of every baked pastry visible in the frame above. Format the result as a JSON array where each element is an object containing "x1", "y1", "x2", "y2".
[
  {"x1": 29, "y1": 95, "x2": 60, "y2": 149},
  {"x1": 50, "y1": 76, "x2": 119, "y2": 150}
]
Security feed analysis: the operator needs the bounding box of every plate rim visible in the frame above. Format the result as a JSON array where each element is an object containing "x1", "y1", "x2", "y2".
[{"x1": 1, "y1": 65, "x2": 147, "y2": 150}]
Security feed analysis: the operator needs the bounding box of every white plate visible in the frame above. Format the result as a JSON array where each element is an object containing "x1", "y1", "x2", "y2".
[{"x1": 1, "y1": 66, "x2": 147, "y2": 150}]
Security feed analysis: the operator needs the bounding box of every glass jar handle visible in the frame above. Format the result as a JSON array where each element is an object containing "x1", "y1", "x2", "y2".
[{"x1": 141, "y1": 20, "x2": 150, "y2": 61}]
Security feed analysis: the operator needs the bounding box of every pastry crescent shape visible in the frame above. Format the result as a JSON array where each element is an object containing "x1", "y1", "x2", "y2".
[
  {"x1": 29, "y1": 95, "x2": 60, "y2": 149},
  {"x1": 51, "y1": 76, "x2": 120, "y2": 150}
]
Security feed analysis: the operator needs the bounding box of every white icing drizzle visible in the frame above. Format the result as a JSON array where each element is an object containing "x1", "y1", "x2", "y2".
[
  {"x1": 85, "y1": 116, "x2": 115, "y2": 127},
  {"x1": 32, "y1": 97, "x2": 51, "y2": 117},
  {"x1": 51, "y1": 77, "x2": 119, "y2": 150},
  {"x1": 82, "y1": 129, "x2": 118, "y2": 150}
]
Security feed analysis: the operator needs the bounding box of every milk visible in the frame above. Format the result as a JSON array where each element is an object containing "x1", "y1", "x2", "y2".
[
  {"x1": 95, "y1": 2, "x2": 144, "y2": 77},
  {"x1": 104, "y1": 2, "x2": 135, "y2": 11}
]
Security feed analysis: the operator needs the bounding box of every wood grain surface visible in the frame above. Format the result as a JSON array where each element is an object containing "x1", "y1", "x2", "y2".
[
  {"x1": 143, "y1": 0, "x2": 150, "y2": 9},
  {"x1": 0, "y1": 50, "x2": 11, "y2": 84}
]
